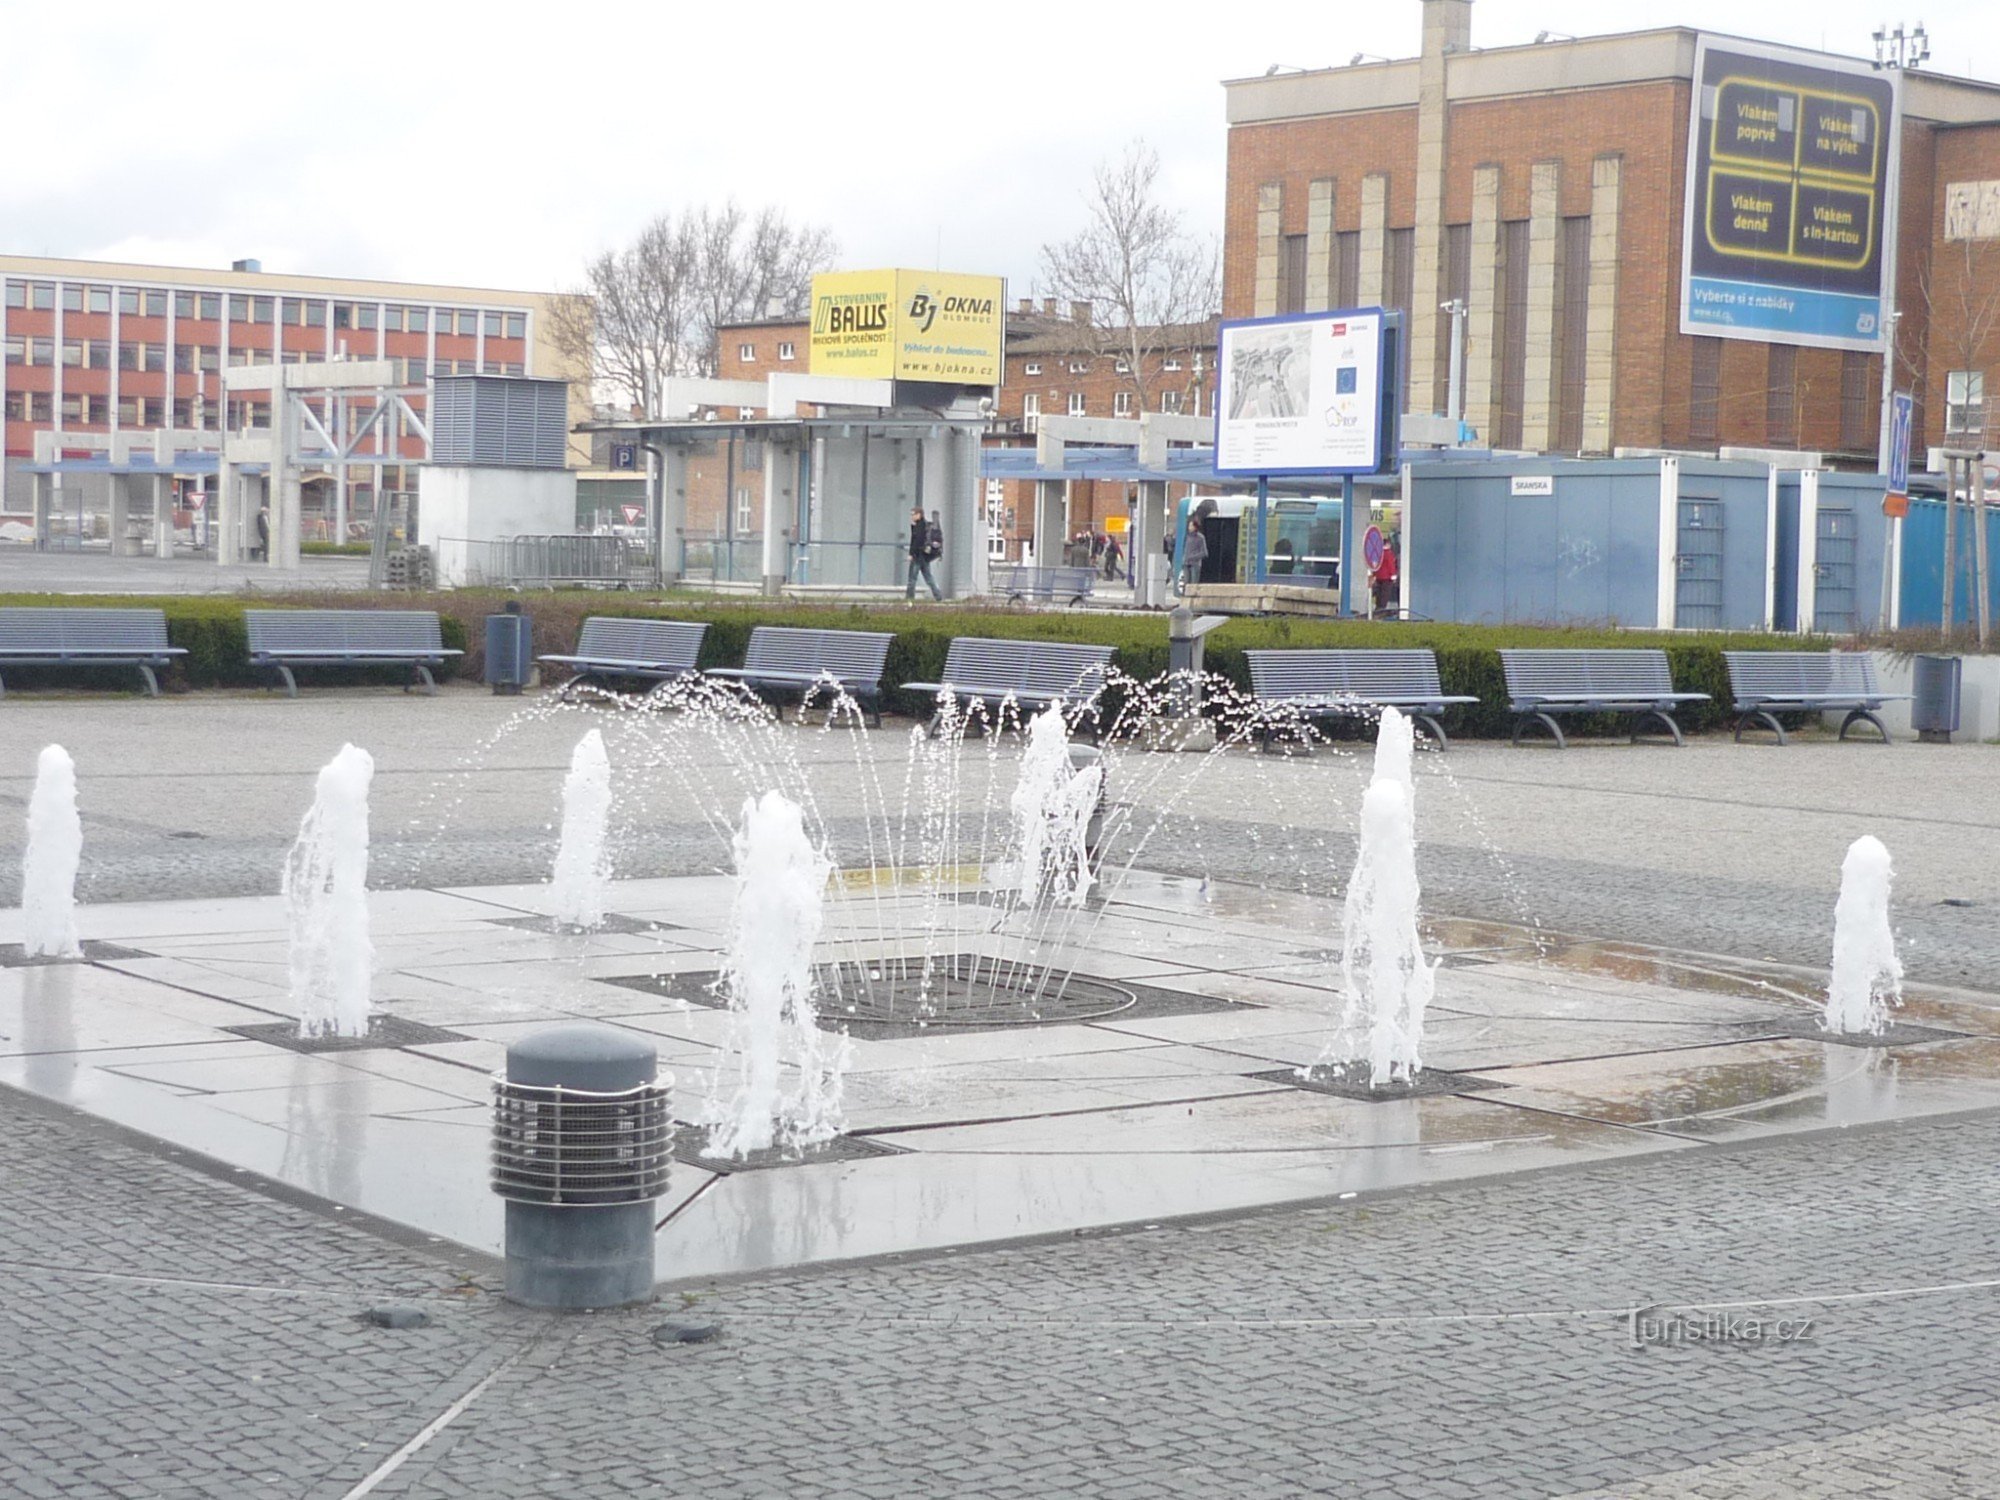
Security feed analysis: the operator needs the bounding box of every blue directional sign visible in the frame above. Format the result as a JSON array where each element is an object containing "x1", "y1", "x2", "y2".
[{"x1": 1888, "y1": 391, "x2": 1914, "y2": 493}]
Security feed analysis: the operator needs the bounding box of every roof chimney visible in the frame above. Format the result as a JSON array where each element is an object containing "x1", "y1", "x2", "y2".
[
  {"x1": 1070, "y1": 300, "x2": 1093, "y2": 324},
  {"x1": 1042, "y1": 297, "x2": 1057, "y2": 316},
  {"x1": 1018, "y1": 297, "x2": 1033, "y2": 314}
]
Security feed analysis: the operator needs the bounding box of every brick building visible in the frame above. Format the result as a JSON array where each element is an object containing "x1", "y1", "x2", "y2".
[
  {"x1": 0, "y1": 254, "x2": 586, "y2": 537},
  {"x1": 1223, "y1": 4, "x2": 2000, "y2": 464}
]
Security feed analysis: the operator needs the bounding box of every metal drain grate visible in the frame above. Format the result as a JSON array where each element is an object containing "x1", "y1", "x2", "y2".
[
  {"x1": 225, "y1": 1015, "x2": 473, "y2": 1054},
  {"x1": 0, "y1": 940, "x2": 152, "y2": 968},
  {"x1": 596, "y1": 961, "x2": 1257, "y2": 1040},
  {"x1": 671, "y1": 1126, "x2": 908, "y2": 1175},
  {"x1": 1736, "y1": 1017, "x2": 1971, "y2": 1049},
  {"x1": 1252, "y1": 1066, "x2": 1507, "y2": 1102},
  {"x1": 485, "y1": 913, "x2": 680, "y2": 937}
]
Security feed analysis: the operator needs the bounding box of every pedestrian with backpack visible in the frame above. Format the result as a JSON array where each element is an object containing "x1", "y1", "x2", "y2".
[{"x1": 907, "y1": 505, "x2": 943, "y2": 601}]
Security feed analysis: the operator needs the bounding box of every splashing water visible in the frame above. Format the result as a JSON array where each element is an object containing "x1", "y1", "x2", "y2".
[
  {"x1": 1009, "y1": 707, "x2": 1103, "y2": 910},
  {"x1": 285, "y1": 745, "x2": 375, "y2": 1039},
  {"x1": 22, "y1": 745, "x2": 82, "y2": 959},
  {"x1": 1825, "y1": 834, "x2": 1903, "y2": 1035},
  {"x1": 549, "y1": 728, "x2": 612, "y2": 929},
  {"x1": 704, "y1": 791, "x2": 848, "y2": 1158},
  {"x1": 1321, "y1": 707, "x2": 1436, "y2": 1087}
]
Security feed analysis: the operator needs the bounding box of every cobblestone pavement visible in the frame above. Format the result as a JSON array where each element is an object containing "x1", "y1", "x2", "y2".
[
  {"x1": 5, "y1": 1077, "x2": 1999, "y2": 1498},
  {"x1": 0, "y1": 691, "x2": 1993, "y2": 990}
]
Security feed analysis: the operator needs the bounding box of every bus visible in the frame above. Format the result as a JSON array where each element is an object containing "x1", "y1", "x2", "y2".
[{"x1": 1171, "y1": 494, "x2": 1344, "y2": 587}]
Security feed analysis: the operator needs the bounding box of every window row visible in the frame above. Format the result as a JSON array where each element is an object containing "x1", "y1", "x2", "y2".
[
  {"x1": 1020, "y1": 356, "x2": 1182, "y2": 378},
  {"x1": 3, "y1": 341, "x2": 520, "y2": 382},
  {"x1": 3, "y1": 283, "x2": 527, "y2": 341},
  {"x1": 1019, "y1": 388, "x2": 1202, "y2": 428},
  {"x1": 734, "y1": 341, "x2": 798, "y2": 362}
]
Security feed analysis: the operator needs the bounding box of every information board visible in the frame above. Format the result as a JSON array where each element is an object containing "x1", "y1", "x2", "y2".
[
  {"x1": 1679, "y1": 36, "x2": 1900, "y2": 351},
  {"x1": 1213, "y1": 309, "x2": 1390, "y2": 476}
]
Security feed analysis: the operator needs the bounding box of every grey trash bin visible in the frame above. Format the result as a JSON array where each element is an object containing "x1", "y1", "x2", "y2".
[
  {"x1": 1912, "y1": 654, "x2": 1962, "y2": 744},
  {"x1": 485, "y1": 602, "x2": 533, "y2": 695}
]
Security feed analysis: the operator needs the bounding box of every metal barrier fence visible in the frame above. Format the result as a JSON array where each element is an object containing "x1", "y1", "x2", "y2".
[{"x1": 435, "y1": 534, "x2": 641, "y2": 589}]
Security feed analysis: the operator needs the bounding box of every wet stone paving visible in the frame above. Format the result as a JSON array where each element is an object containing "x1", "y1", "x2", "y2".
[{"x1": 1, "y1": 693, "x2": 1998, "y2": 1496}]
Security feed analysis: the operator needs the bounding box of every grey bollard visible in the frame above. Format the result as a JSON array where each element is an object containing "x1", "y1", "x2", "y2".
[{"x1": 491, "y1": 1024, "x2": 671, "y2": 1310}]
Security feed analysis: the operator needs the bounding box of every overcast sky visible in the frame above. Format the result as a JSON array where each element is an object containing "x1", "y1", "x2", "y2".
[{"x1": 6, "y1": 0, "x2": 1993, "y2": 298}]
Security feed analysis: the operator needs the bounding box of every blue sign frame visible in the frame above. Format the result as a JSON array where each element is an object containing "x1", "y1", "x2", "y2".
[{"x1": 1212, "y1": 308, "x2": 1398, "y2": 478}]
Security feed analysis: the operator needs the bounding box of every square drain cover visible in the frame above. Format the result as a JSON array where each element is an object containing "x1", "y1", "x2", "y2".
[
  {"x1": 1251, "y1": 1065, "x2": 1507, "y2": 1102},
  {"x1": 0, "y1": 940, "x2": 152, "y2": 968},
  {"x1": 671, "y1": 1126, "x2": 908, "y2": 1175},
  {"x1": 224, "y1": 1015, "x2": 472, "y2": 1053}
]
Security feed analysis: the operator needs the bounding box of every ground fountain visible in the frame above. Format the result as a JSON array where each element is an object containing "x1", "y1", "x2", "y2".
[
  {"x1": 703, "y1": 789, "x2": 847, "y2": 1158},
  {"x1": 1825, "y1": 834, "x2": 1903, "y2": 1035},
  {"x1": 285, "y1": 744, "x2": 375, "y2": 1039},
  {"x1": 548, "y1": 728, "x2": 612, "y2": 929},
  {"x1": 21, "y1": 744, "x2": 83, "y2": 960},
  {"x1": 1316, "y1": 707, "x2": 1435, "y2": 1088}
]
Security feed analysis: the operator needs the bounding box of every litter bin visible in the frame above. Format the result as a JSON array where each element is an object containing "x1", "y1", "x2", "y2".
[
  {"x1": 485, "y1": 602, "x2": 533, "y2": 695},
  {"x1": 1912, "y1": 654, "x2": 1962, "y2": 744}
]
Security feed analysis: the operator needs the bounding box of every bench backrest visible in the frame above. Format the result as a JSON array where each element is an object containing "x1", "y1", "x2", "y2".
[
  {"x1": 938, "y1": 637, "x2": 1114, "y2": 700},
  {"x1": 246, "y1": 609, "x2": 443, "y2": 655},
  {"x1": 0, "y1": 607, "x2": 171, "y2": 654},
  {"x1": 1247, "y1": 648, "x2": 1444, "y2": 701},
  {"x1": 1725, "y1": 650, "x2": 1879, "y2": 701},
  {"x1": 1500, "y1": 648, "x2": 1676, "y2": 699},
  {"x1": 742, "y1": 626, "x2": 893, "y2": 685},
  {"x1": 996, "y1": 565, "x2": 1097, "y2": 597},
  {"x1": 572, "y1": 617, "x2": 706, "y2": 669}
]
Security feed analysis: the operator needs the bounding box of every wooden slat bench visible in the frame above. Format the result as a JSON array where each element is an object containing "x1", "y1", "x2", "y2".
[
  {"x1": 0, "y1": 607, "x2": 185, "y2": 698},
  {"x1": 245, "y1": 610, "x2": 458, "y2": 698},
  {"x1": 1499, "y1": 648, "x2": 1710, "y2": 748},
  {"x1": 1245, "y1": 648, "x2": 1477, "y2": 750},
  {"x1": 539, "y1": 618, "x2": 707, "y2": 699},
  {"x1": 1724, "y1": 651, "x2": 1910, "y2": 745},
  {"x1": 994, "y1": 564, "x2": 1098, "y2": 606},
  {"x1": 902, "y1": 637, "x2": 1116, "y2": 737},
  {"x1": 706, "y1": 626, "x2": 895, "y2": 725}
]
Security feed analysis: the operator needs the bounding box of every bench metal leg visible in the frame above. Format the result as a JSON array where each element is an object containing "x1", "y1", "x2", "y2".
[
  {"x1": 1838, "y1": 709, "x2": 1891, "y2": 744},
  {"x1": 0, "y1": 672, "x2": 8, "y2": 700},
  {"x1": 1733, "y1": 710, "x2": 1788, "y2": 745},
  {"x1": 136, "y1": 664, "x2": 160, "y2": 698},
  {"x1": 411, "y1": 663, "x2": 437, "y2": 697},
  {"x1": 271, "y1": 664, "x2": 299, "y2": 699},
  {"x1": 1510, "y1": 712, "x2": 1566, "y2": 749},
  {"x1": 1631, "y1": 710, "x2": 1685, "y2": 747},
  {"x1": 1413, "y1": 714, "x2": 1450, "y2": 750}
]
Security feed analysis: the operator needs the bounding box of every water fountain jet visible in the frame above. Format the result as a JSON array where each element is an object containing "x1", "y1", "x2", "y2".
[
  {"x1": 549, "y1": 728, "x2": 612, "y2": 929},
  {"x1": 286, "y1": 744, "x2": 375, "y2": 1039},
  {"x1": 704, "y1": 790, "x2": 847, "y2": 1158},
  {"x1": 21, "y1": 745, "x2": 83, "y2": 960},
  {"x1": 1825, "y1": 834, "x2": 1903, "y2": 1035}
]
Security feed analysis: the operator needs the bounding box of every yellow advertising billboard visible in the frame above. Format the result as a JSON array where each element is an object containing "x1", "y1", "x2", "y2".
[{"x1": 808, "y1": 270, "x2": 1004, "y2": 385}]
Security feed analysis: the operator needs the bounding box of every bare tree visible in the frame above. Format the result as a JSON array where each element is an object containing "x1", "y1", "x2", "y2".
[
  {"x1": 551, "y1": 204, "x2": 837, "y2": 416},
  {"x1": 1039, "y1": 143, "x2": 1220, "y2": 411}
]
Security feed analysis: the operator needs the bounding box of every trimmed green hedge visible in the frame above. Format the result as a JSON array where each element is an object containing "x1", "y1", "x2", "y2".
[{"x1": 0, "y1": 588, "x2": 1814, "y2": 735}]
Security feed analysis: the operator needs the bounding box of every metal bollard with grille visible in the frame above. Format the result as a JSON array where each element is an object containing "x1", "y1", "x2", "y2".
[{"x1": 491, "y1": 1024, "x2": 672, "y2": 1309}]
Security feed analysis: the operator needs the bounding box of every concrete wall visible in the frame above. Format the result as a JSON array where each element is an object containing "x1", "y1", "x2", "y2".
[{"x1": 418, "y1": 465, "x2": 579, "y2": 587}]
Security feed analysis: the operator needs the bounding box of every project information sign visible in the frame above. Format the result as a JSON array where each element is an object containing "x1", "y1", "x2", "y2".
[
  {"x1": 1680, "y1": 36, "x2": 1900, "y2": 351},
  {"x1": 1213, "y1": 309, "x2": 1388, "y2": 476}
]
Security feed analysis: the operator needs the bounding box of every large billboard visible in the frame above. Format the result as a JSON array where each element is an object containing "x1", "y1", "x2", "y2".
[
  {"x1": 1680, "y1": 36, "x2": 1901, "y2": 351},
  {"x1": 1213, "y1": 309, "x2": 1391, "y2": 476},
  {"x1": 807, "y1": 269, "x2": 1004, "y2": 385}
]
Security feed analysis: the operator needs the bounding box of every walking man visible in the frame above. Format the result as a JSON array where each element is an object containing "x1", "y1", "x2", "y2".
[
  {"x1": 1180, "y1": 517, "x2": 1208, "y2": 594},
  {"x1": 906, "y1": 504, "x2": 943, "y2": 601}
]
